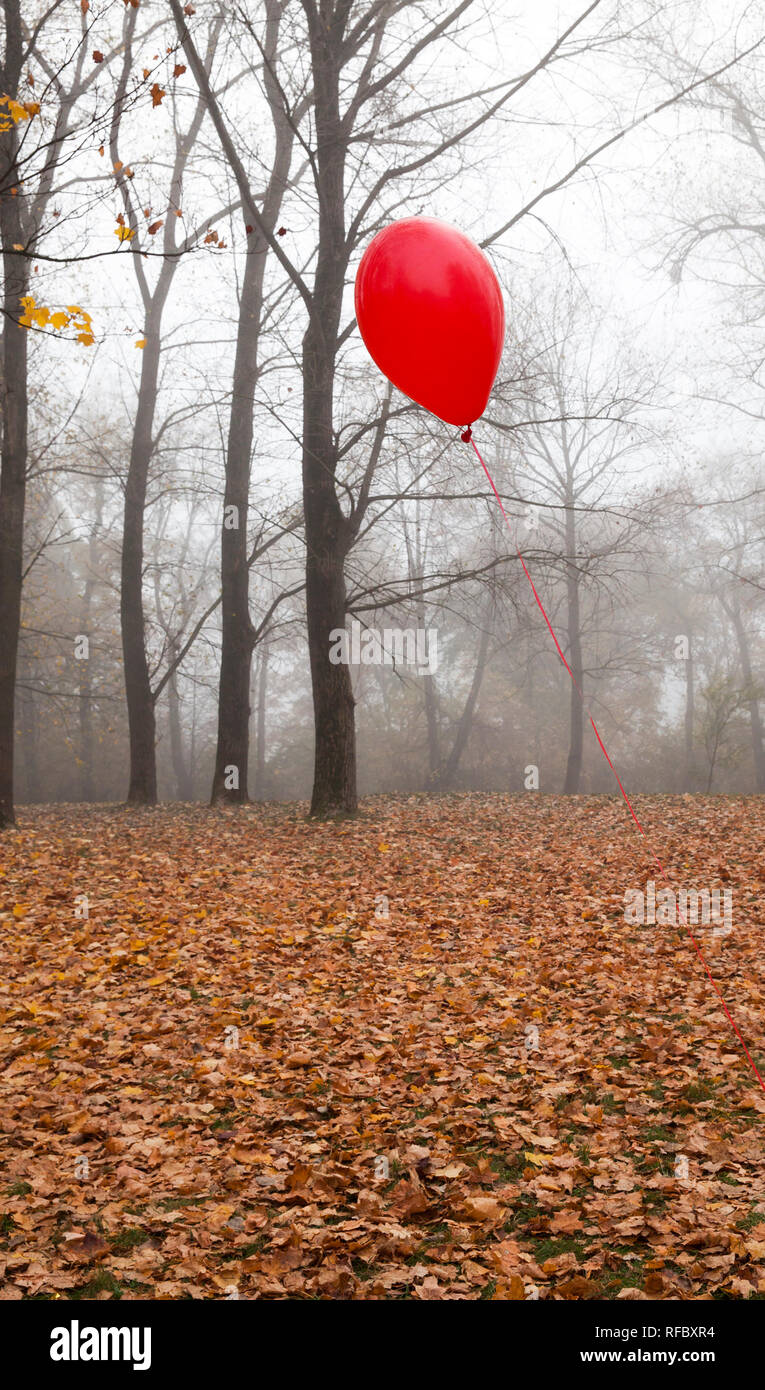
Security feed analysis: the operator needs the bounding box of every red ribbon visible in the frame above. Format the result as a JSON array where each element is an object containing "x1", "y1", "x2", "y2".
[{"x1": 467, "y1": 430, "x2": 765, "y2": 1095}]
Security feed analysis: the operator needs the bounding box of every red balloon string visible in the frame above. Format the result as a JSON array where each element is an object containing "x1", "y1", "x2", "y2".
[{"x1": 466, "y1": 429, "x2": 765, "y2": 1096}]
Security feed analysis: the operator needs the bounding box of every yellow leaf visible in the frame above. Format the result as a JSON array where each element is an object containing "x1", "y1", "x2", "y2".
[
  {"x1": 524, "y1": 1150, "x2": 549, "y2": 1166},
  {"x1": 77, "y1": 332, "x2": 95, "y2": 346},
  {"x1": 134, "y1": 338, "x2": 146, "y2": 349},
  {"x1": 49, "y1": 311, "x2": 70, "y2": 331},
  {"x1": 12, "y1": 904, "x2": 27, "y2": 918},
  {"x1": 115, "y1": 225, "x2": 136, "y2": 242},
  {"x1": 2, "y1": 95, "x2": 34, "y2": 124}
]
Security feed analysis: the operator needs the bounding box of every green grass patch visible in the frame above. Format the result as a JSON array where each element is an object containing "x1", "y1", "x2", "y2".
[
  {"x1": 70, "y1": 1268, "x2": 122, "y2": 1300},
  {"x1": 109, "y1": 1227, "x2": 149, "y2": 1253}
]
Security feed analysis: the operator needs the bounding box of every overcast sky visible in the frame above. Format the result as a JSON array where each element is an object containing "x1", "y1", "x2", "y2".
[{"x1": 31, "y1": 0, "x2": 765, "y2": 509}]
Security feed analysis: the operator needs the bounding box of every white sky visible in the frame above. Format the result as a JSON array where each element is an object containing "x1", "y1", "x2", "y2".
[{"x1": 28, "y1": 0, "x2": 765, "y2": 506}]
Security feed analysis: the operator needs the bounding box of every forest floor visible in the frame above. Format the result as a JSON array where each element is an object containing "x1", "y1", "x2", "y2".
[{"x1": 1, "y1": 793, "x2": 765, "y2": 1301}]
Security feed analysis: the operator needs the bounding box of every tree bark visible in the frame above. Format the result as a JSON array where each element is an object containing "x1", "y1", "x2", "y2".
[
  {"x1": 78, "y1": 487, "x2": 102, "y2": 801},
  {"x1": 210, "y1": 0, "x2": 293, "y2": 804},
  {"x1": 120, "y1": 313, "x2": 164, "y2": 804},
  {"x1": 304, "y1": 390, "x2": 356, "y2": 816},
  {"x1": 209, "y1": 253, "x2": 260, "y2": 804},
  {"x1": 423, "y1": 670, "x2": 442, "y2": 788},
  {"x1": 253, "y1": 640, "x2": 269, "y2": 800},
  {"x1": 303, "y1": 9, "x2": 356, "y2": 817},
  {"x1": 167, "y1": 640, "x2": 193, "y2": 800},
  {"x1": 729, "y1": 598, "x2": 765, "y2": 792},
  {"x1": 78, "y1": 630, "x2": 94, "y2": 802},
  {"x1": 563, "y1": 499, "x2": 584, "y2": 793},
  {"x1": 683, "y1": 635, "x2": 696, "y2": 791},
  {"x1": 440, "y1": 613, "x2": 492, "y2": 791},
  {"x1": 0, "y1": 0, "x2": 27, "y2": 828},
  {"x1": 18, "y1": 688, "x2": 40, "y2": 803}
]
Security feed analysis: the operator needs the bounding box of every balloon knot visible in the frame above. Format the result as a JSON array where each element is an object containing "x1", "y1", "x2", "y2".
[{"x1": 461, "y1": 426, "x2": 473, "y2": 442}]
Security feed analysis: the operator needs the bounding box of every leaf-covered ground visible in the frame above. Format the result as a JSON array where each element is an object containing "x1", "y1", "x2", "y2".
[{"x1": 1, "y1": 794, "x2": 764, "y2": 1301}]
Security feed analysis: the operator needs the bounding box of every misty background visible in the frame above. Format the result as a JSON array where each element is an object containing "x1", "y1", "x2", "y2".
[{"x1": 9, "y1": 0, "x2": 765, "y2": 809}]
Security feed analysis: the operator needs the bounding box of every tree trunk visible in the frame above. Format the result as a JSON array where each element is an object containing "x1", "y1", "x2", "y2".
[
  {"x1": 253, "y1": 640, "x2": 269, "y2": 800},
  {"x1": 423, "y1": 670, "x2": 442, "y2": 789},
  {"x1": 730, "y1": 599, "x2": 765, "y2": 792},
  {"x1": 303, "y1": 314, "x2": 356, "y2": 815},
  {"x1": 209, "y1": 252, "x2": 260, "y2": 804},
  {"x1": 115, "y1": 9, "x2": 214, "y2": 806},
  {"x1": 683, "y1": 636, "x2": 696, "y2": 791},
  {"x1": 78, "y1": 495, "x2": 102, "y2": 802},
  {"x1": 0, "y1": 4, "x2": 27, "y2": 828},
  {"x1": 440, "y1": 613, "x2": 492, "y2": 791},
  {"x1": 415, "y1": 584, "x2": 441, "y2": 789},
  {"x1": 78, "y1": 634, "x2": 94, "y2": 802},
  {"x1": 563, "y1": 503, "x2": 584, "y2": 793},
  {"x1": 303, "y1": 16, "x2": 355, "y2": 817},
  {"x1": 120, "y1": 320, "x2": 163, "y2": 804},
  {"x1": 210, "y1": 8, "x2": 293, "y2": 804},
  {"x1": 18, "y1": 688, "x2": 41, "y2": 803},
  {"x1": 167, "y1": 643, "x2": 193, "y2": 800}
]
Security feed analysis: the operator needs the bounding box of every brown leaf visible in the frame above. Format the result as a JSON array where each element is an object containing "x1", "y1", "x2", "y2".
[
  {"x1": 462, "y1": 1195, "x2": 504, "y2": 1223},
  {"x1": 557, "y1": 1276, "x2": 599, "y2": 1299},
  {"x1": 64, "y1": 1232, "x2": 110, "y2": 1265}
]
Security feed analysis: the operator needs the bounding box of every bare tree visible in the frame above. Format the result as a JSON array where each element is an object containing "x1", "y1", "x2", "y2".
[
  {"x1": 0, "y1": 0, "x2": 115, "y2": 825},
  {"x1": 111, "y1": 8, "x2": 231, "y2": 802}
]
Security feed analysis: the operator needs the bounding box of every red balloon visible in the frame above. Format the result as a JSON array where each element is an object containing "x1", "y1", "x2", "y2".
[{"x1": 354, "y1": 216, "x2": 505, "y2": 428}]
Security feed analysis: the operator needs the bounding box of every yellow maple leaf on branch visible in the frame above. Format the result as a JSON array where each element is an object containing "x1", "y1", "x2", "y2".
[
  {"x1": 19, "y1": 296, "x2": 50, "y2": 328},
  {"x1": 0, "y1": 94, "x2": 41, "y2": 130},
  {"x1": 115, "y1": 225, "x2": 136, "y2": 242},
  {"x1": 18, "y1": 297, "x2": 94, "y2": 346}
]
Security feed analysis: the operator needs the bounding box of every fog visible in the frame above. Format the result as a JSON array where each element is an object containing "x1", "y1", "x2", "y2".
[{"x1": 5, "y1": 0, "x2": 764, "y2": 816}]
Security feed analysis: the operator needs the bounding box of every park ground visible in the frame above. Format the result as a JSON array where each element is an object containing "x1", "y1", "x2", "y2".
[{"x1": 1, "y1": 793, "x2": 764, "y2": 1300}]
